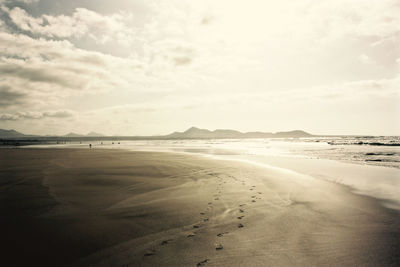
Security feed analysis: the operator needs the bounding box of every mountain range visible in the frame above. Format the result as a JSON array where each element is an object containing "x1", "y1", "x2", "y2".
[
  {"x1": 166, "y1": 127, "x2": 311, "y2": 139},
  {"x1": 64, "y1": 132, "x2": 105, "y2": 137},
  {"x1": 0, "y1": 129, "x2": 28, "y2": 138},
  {"x1": 0, "y1": 127, "x2": 312, "y2": 139}
]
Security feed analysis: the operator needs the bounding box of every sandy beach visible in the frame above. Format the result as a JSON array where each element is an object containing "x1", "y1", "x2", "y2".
[{"x1": 0, "y1": 148, "x2": 399, "y2": 266}]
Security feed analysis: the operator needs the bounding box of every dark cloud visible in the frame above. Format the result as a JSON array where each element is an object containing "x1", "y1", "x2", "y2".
[
  {"x1": 0, "y1": 109, "x2": 75, "y2": 120},
  {"x1": 0, "y1": 30, "x2": 132, "y2": 99},
  {"x1": 43, "y1": 110, "x2": 75, "y2": 118},
  {"x1": 0, "y1": 64, "x2": 76, "y2": 88},
  {"x1": 174, "y1": 56, "x2": 191, "y2": 66},
  {"x1": 0, "y1": 85, "x2": 27, "y2": 107},
  {"x1": 0, "y1": 113, "x2": 18, "y2": 120},
  {"x1": 0, "y1": 1, "x2": 39, "y2": 37},
  {"x1": 77, "y1": 54, "x2": 107, "y2": 67},
  {"x1": 201, "y1": 15, "x2": 214, "y2": 25}
]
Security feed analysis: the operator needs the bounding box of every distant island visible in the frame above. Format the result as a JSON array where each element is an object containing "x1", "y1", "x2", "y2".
[
  {"x1": 64, "y1": 132, "x2": 105, "y2": 138},
  {"x1": 0, "y1": 127, "x2": 311, "y2": 140},
  {"x1": 165, "y1": 127, "x2": 311, "y2": 139}
]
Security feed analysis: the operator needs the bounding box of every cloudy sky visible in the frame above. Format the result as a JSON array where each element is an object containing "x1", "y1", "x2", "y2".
[{"x1": 0, "y1": 0, "x2": 399, "y2": 136}]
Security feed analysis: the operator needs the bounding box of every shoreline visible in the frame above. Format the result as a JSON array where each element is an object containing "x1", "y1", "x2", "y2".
[
  {"x1": 29, "y1": 144, "x2": 400, "y2": 212},
  {"x1": 1, "y1": 148, "x2": 399, "y2": 266},
  {"x1": 17, "y1": 145, "x2": 400, "y2": 211}
]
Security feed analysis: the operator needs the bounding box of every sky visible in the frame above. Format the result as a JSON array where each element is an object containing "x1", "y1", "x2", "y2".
[{"x1": 0, "y1": 0, "x2": 399, "y2": 136}]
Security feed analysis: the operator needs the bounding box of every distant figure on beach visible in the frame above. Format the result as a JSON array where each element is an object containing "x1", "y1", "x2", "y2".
[
  {"x1": 112, "y1": 142, "x2": 114, "y2": 145},
  {"x1": 89, "y1": 144, "x2": 92, "y2": 148}
]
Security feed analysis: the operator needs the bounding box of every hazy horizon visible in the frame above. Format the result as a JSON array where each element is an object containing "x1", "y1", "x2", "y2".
[
  {"x1": 2, "y1": 125, "x2": 399, "y2": 137},
  {"x1": 0, "y1": 0, "x2": 399, "y2": 136}
]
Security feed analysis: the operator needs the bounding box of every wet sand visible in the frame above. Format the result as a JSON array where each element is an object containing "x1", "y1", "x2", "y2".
[{"x1": 0, "y1": 148, "x2": 399, "y2": 266}]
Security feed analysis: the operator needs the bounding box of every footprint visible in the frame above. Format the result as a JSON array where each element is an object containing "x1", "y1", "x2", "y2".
[
  {"x1": 239, "y1": 209, "x2": 244, "y2": 213},
  {"x1": 187, "y1": 233, "x2": 196, "y2": 237},
  {"x1": 250, "y1": 188, "x2": 254, "y2": 191},
  {"x1": 203, "y1": 218, "x2": 209, "y2": 222},
  {"x1": 237, "y1": 216, "x2": 244, "y2": 219},
  {"x1": 251, "y1": 196, "x2": 256, "y2": 198},
  {"x1": 239, "y1": 204, "x2": 246, "y2": 207},
  {"x1": 197, "y1": 259, "x2": 210, "y2": 267},
  {"x1": 238, "y1": 223, "x2": 244, "y2": 228},
  {"x1": 193, "y1": 225, "x2": 200, "y2": 228},
  {"x1": 258, "y1": 192, "x2": 262, "y2": 194},
  {"x1": 161, "y1": 239, "x2": 173, "y2": 245},
  {"x1": 144, "y1": 249, "x2": 156, "y2": 256},
  {"x1": 208, "y1": 202, "x2": 212, "y2": 205},
  {"x1": 214, "y1": 197, "x2": 219, "y2": 200},
  {"x1": 217, "y1": 232, "x2": 229, "y2": 237},
  {"x1": 215, "y1": 243, "x2": 223, "y2": 250},
  {"x1": 200, "y1": 212, "x2": 205, "y2": 215},
  {"x1": 252, "y1": 200, "x2": 256, "y2": 202}
]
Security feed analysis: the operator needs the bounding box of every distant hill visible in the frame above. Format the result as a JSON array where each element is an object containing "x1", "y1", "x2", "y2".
[
  {"x1": 274, "y1": 130, "x2": 312, "y2": 137},
  {"x1": 64, "y1": 132, "x2": 84, "y2": 137},
  {"x1": 0, "y1": 129, "x2": 27, "y2": 138},
  {"x1": 86, "y1": 132, "x2": 105, "y2": 137},
  {"x1": 166, "y1": 127, "x2": 241, "y2": 138},
  {"x1": 166, "y1": 127, "x2": 312, "y2": 139},
  {"x1": 64, "y1": 132, "x2": 104, "y2": 137}
]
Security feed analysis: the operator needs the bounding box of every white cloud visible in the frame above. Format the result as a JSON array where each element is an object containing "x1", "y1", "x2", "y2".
[
  {"x1": 0, "y1": 31, "x2": 152, "y2": 109},
  {"x1": 3, "y1": 5, "x2": 137, "y2": 45},
  {"x1": 0, "y1": 109, "x2": 75, "y2": 121},
  {"x1": 0, "y1": 0, "x2": 38, "y2": 4}
]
